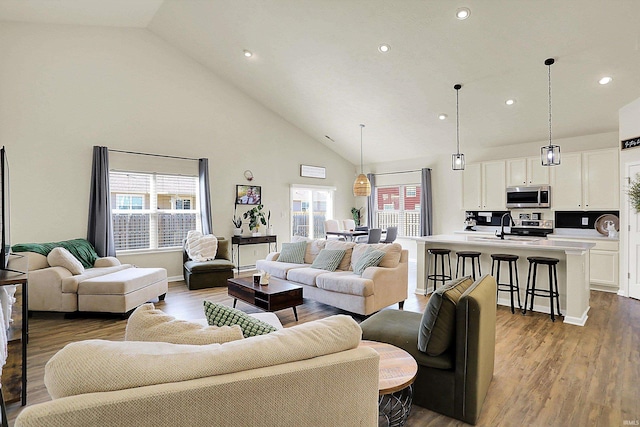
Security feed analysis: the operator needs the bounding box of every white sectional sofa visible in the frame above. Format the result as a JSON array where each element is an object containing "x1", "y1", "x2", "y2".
[
  {"x1": 22, "y1": 251, "x2": 168, "y2": 315},
  {"x1": 255, "y1": 238, "x2": 408, "y2": 315}
]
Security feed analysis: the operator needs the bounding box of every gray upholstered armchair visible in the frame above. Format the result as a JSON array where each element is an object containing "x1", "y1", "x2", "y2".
[
  {"x1": 183, "y1": 237, "x2": 235, "y2": 290},
  {"x1": 359, "y1": 274, "x2": 497, "y2": 425}
]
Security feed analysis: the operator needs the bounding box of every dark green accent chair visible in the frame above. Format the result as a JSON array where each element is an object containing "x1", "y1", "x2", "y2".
[
  {"x1": 183, "y1": 238, "x2": 235, "y2": 290},
  {"x1": 359, "y1": 274, "x2": 497, "y2": 425}
]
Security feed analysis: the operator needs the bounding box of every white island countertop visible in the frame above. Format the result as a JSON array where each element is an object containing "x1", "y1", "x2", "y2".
[{"x1": 411, "y1": 234, "x2": 594, "y2": 326}]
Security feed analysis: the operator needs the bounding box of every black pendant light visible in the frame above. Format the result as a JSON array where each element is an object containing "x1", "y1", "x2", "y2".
[
  {"x1": 452, "y1": 84, "x2": 465, "y2": 170},
  {"x1": 541, "y1": 58, "x2": 560, "y2": 166}
]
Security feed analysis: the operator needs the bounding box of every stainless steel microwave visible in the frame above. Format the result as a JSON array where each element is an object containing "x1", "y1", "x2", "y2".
[{"x1": 506, "y1": 185, "x2": 551, "y2": 208}]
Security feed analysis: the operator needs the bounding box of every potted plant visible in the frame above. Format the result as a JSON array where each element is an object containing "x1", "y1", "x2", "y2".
[
  {"x1": 351, "y1": 207, "x2": 362, "y2": 226},
  {"x1": 232, "y1": 216, "x2": 243, "y2": 236},
  {"x1": 243, "y1": 204, "x2": 267, "y2": 236}
]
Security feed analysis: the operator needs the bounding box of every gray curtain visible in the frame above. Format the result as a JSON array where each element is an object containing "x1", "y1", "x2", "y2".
[
  {"x1": 366, "y1": 173, "x2": 376, "y2": 227},
  {"x1": 420, "y1": 168, "x2": 433, "y2": 236},
  {"x1": 87, "y1": 146, "x2": 115, "y2": 257},
  {"x1": 199, "y1": 158, "x2": 213, "y2": 235}
]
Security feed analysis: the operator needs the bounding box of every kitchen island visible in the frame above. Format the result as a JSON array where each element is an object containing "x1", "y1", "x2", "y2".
[{"x1": 412, "y1": 234, "x2": 595, "y2": 326}]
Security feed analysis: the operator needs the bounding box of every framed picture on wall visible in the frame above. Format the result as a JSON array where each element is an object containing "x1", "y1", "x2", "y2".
[{"x1": 236, "y1": 185, "x2": 262, "y2": 205}]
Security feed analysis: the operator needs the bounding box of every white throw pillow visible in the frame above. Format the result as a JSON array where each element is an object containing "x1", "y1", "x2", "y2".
[{"x1": 47, "y1": 247, "x2": 84, "y2": 275}]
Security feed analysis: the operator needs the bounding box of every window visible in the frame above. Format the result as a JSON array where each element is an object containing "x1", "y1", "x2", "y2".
[
  {"x1": 290, "y1": 186, "x2": 334, "y2": 239},
  {"x1": 110, "y1": 171, "x2": 199, "y2": 251},
  {"x1": 374, "y1": 184, "x2": 421, "y2": 237}
]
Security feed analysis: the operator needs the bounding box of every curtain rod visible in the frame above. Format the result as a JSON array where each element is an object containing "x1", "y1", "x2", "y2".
[
  {"x1": 372, "y1": 168, "x2": 429, "y2": 176},
  {"x1": 108, "y1": 148, "x2": 199, "y2": 161}
]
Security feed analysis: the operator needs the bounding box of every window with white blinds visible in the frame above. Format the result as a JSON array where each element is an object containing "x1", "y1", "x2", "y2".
[{"x1": 110, "y1": 171, "x2": 199, "y2": 251}]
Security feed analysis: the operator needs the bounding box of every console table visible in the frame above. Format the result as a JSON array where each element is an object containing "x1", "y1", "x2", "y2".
[
  {"x1": 0, "y1": 254, "x2": 28, "y2": 419},
  {"x1": 231, "y1": 235, "x2": 277, "y2": 272}
]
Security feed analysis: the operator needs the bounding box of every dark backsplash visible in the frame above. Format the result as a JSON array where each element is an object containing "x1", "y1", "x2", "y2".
[
  {"x1": 554, "y1": 211, "x2": 620, "y2": 229},
  {"x1": 466, "y1": 211, "x2": 510, "y2": 226}
]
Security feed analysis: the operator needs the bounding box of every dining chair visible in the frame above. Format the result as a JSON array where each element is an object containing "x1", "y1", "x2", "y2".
[
  {"x1": 342, "y1": 219, "x2": 356, "y2": 231},
  {"x1": 324, "y1": 219, "x2": 345, "y2": 240},
  {"x1": 366, "y1": 228, "x2": 382, "y2": 244},
  {"x1": 381, "y1": 226, "x2": 398, "y2": 243}
]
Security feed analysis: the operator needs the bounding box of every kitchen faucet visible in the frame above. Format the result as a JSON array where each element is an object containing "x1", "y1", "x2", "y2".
[{"x1": 496, "y1": 212, "x2": 515, "y2": 240}]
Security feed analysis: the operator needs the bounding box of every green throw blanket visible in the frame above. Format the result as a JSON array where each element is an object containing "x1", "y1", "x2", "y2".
[{"x1": 12, "y1": 239, "x2": 99, "y2": 268}]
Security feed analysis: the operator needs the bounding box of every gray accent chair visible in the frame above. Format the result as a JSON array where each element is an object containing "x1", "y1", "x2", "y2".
[
  {"x1": 359, "y1": 274, "x2": 497, "y2": 425},
  {"x1": 183, "y1": 238, "x2": 235, "y2": 290}
]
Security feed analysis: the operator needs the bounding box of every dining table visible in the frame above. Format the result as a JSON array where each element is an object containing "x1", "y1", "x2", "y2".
[{"x1": 325, "y1": 230, "x2": 368, "y2": 241}]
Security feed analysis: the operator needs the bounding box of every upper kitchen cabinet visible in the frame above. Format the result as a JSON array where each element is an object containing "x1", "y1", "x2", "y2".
[
  {"x1": 506, "y1": 157, "x2": 550, "y2": 186},
  {"x1": 551, "y1": 148, "x2": 619, "y2": 210},
  {"x1": 463, "y1": 161, "x2": 506, "y2": 210}
]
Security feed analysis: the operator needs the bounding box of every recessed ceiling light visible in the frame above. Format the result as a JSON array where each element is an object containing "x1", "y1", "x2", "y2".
[
  {"x1": 243, "y1": 49, "x2": 253, "y2": 58},
  {"x1": 598, "y1": 76, "x2": 613, "y2": 85},
  {"x1": 505, "y1": 99, "x2": 516, "y2": 106},
  {"x1": 378, "y1": 44, "x2": 390, "y2": 53},
  {"x1": 438, "y1": 114, "x2": 448, "y2": 120},
  {"x1": 456, "y1": 7, "x2": 470, "y2": 20}
]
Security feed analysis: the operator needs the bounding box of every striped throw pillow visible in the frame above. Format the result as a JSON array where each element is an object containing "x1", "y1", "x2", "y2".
[
  {"x1": 353, "y1": 249, "x2": 386, "y2": 275},
  {"x1": 310, "y1": 249, "x2": 346, "y2": 271},
  {"x1": 277, "y1": 241, "x2": 307, "y2": 264}
]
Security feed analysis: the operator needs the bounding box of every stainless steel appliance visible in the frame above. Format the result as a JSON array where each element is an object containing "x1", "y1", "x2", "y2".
[
  {"x1": 510, "y1": 219, "x2": 553, "y2": 237},
  {"x1": 506, "y1": 185, "x2": 551, "y2": 209}
]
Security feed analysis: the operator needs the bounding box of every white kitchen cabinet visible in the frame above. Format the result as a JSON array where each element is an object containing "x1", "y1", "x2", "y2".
[
  {"x1": 506, "y1": 157, "x2": 549, "y2": 186},
  {"x1": 462, "y1": 161, "x2": 506, "y2": 210},
  {"x1": 551, "y1": 148, "x2": 619, "y2": 210},
  {"x1": 547, "y1": 236, "x2": 619, "y2": 291},
  {"x1": 462, "y1": 163, "x2": 482, "y2": 210}
]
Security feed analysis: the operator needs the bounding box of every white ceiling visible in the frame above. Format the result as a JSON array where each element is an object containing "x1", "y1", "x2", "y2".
[{"x1": 2, "y1": 0, "x2": 640, "y2": 165}]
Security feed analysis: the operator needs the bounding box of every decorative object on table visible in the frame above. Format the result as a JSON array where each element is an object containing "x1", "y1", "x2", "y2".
[
  {"x1": 243, "y1": 204, "x2": 267, "y2": 236},
  {"x1": 350, "y1": 207, "x2": 362, "y2": 226},
  {"x1": 595, "y1": 214, "x2": 619, "y2": 237},
  {"x1": 627, "y1": 173, "x2": 640, "y2": 212},
  {"x1": 259, "y1": 271, "x2": 270, "y2": 285},
  {"x1": 353, "y1": 124, "x2": 371, "y2": 196},
  {"x1": 300, "y1": 164, "x2": 326, "y2": 179},
  {"x1": 253, "y1": 273, "x2": 261, "y2": 286},
  {"x1": 243, "y1": 169, "x2": 254, "y2": 181},
  {"x1": 232, "y1": 215, "x2": 243, "y2": 236},
  {"x1": 235, "y1": 184, "x2": 261, "y2": 205},
  {"x1": 451, "y1": 83, "x2": 465, "y2": 170},
  {"x1": 541, "y1": 58, "x2": 560, "y2": 166}
]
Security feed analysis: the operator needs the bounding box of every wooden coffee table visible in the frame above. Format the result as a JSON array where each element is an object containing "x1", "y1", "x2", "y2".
[
  {"x1": 227, "y1": 276, "x2": 303, "y2": 321},
  {"x1": 359, "y1": 340, "x2": 418, "y2": 427}
]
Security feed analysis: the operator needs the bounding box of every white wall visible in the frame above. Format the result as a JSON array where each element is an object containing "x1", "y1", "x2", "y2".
[
  {"x1": 618, "y1": 96, "x2": 640, "y2": 297},
  {"x1": 0, "y1": 22, "x2": 356, "y2": 278}
]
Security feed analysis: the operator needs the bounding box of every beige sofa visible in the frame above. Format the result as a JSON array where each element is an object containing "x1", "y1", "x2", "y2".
[
  {"x1": 14, "y1": 315, "x2": 380, "y2": 427},
  {"x1": 22, "y1": 251, "x2": 168, "y2": 314},
  {"x1": 255, "y1": 239, "x2": 408, "y2": 315}
]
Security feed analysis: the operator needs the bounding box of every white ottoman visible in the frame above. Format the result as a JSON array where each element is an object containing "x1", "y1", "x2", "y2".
[{"x1": 78, "y1": 267, "x2": 168, "y2": 314}]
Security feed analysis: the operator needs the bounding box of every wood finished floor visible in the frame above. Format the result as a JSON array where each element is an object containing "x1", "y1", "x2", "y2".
[{"x1": 6, "y1": 273, "x2": 640, "y2": 427}]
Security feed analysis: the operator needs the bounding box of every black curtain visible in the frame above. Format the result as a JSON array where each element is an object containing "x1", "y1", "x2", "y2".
[
  {"x1": 420, "y1": 168, "x2": 433, "y2": 236},
  {"x1": 199, "y1": 158, "x2": 213, "y2": 235},
  {"x1": 87, "y1": 146, "x2": 115, "y2": 257}
]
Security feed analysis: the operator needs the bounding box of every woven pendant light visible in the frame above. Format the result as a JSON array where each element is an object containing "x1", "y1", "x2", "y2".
[{"x1": 353, "y1": 124, "x2": 371, "y2": 196}]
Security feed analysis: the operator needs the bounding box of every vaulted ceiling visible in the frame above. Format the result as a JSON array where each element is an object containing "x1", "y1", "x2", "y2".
[{"x1": 2, "y1": 0, "x2": 640, "y2": 165}]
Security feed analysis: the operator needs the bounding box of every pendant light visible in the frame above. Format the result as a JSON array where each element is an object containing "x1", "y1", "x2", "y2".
[
  {"x1": 452, "y1": 84, "x2": 465, "y2": 170},
  {"x1": 541, "y1": 58, "x2": 560, "y2": 166},
  {"x1": 353, "y1": 124, "x2": 371, "y2": 197}
]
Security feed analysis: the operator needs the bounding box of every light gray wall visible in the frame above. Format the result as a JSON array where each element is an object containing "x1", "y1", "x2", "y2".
[{"x1": 0, "y1": 22, "x2": 356, "y2": 278}]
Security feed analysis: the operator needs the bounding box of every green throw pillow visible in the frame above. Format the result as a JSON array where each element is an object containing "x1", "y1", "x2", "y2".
[
  {"x1": 353, "y1": 249, "x2": 386, "y2": 275},
  {"x1": 203, "y1": 301, "x2": 277, "y2": 338},
  {"x1": 310, "y1": 249, "x2": 346, "y2": 271},
  {"x1": 277, "y1": 241, "x2": 307, "y2": 264}
]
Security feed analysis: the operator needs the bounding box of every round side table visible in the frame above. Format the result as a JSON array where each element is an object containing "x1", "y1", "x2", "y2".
[{"x1": 359, "y1": 340, "x2": 418, "y2": 427}]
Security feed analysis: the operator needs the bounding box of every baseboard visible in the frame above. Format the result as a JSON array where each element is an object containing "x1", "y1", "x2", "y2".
[{"x1": 168, "y1": 275, "x2": 184, "y2": 282}]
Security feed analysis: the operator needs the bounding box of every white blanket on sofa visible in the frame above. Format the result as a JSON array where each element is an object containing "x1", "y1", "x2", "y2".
[{"x1": 185, "y1": 231, "x2": 218, "y2": 262}]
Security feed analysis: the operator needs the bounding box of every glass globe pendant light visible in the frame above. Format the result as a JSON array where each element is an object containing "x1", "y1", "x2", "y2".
[
  {"x1": 452, "y1": 84, "x2": 465, "y2": 170},
  {"x1": 541, "y1": 58, "x2": 560, "y2": 166}
]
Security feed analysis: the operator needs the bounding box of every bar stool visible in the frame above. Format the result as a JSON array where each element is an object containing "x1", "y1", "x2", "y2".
[
  {"x1": 425, "y1": 248, "x2": 452, "y2": 294},
  {"x1": 490, "y1": 254, "x2": 521, "y2": 314},
  {"x1": 523, "y1": 256, "x2": 561, "y2": 322},
  {"x1": 456, "y1": 251, "x2": 482, "y2": 280}
]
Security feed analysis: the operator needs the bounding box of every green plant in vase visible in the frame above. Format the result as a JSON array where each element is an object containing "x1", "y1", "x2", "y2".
[
  {"x1": 232, "y1": 216, "x2": 243, "y2": 236},
  {"x1": 243, "y1": 204, "x2": 267, "y2": 235},
  {"x1": 351, "y1": 207, "x2": 362, "y2": 226}
]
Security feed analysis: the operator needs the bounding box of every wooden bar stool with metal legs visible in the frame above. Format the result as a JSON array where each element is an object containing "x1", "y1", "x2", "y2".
[
  {"x1": 523, "y1": 256, "x2": 561, "y2": 321},
  {"x1": 456, "y1": 251, "x2": 482, "y2": 280},
  {"x1": 490, "y1": 253, "x2": 522, "y2": 314},
  {"x1": 425, "y1": 248, "x2": 452, "y2": 294}
]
